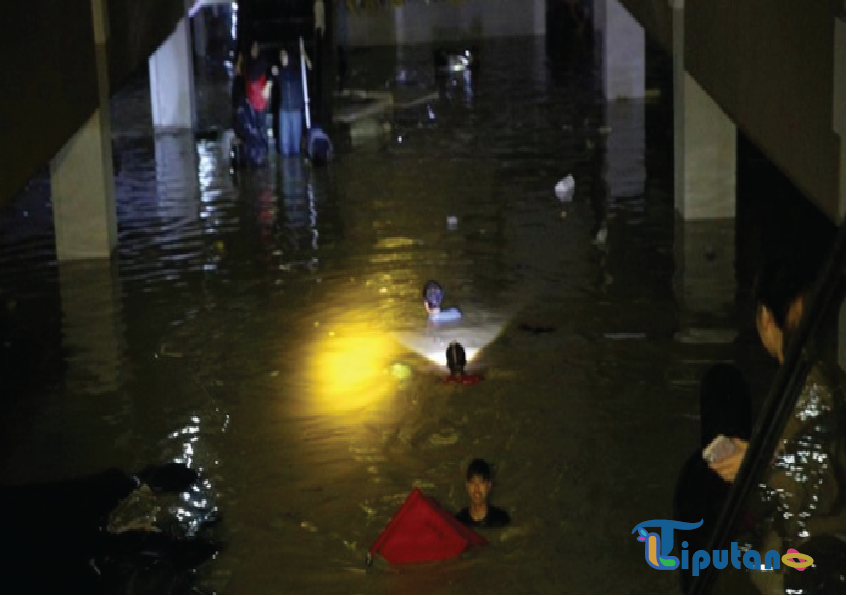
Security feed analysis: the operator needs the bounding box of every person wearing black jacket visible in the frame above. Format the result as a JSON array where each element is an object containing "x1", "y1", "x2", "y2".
[{"x1": 272, "y1": 46, "x2": 312, "y2": 156}]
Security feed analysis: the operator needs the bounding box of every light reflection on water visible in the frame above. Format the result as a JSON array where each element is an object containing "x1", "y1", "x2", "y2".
[{"x1": 0, "y1": 36, "x2": 766, "y2": 594}]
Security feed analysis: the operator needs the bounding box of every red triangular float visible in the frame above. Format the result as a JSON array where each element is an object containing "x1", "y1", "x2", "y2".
[{"x1": 369, "y1": 487, "x2": 487, "y2": 565}]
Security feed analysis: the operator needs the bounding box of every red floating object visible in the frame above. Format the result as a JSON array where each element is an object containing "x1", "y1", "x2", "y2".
[
  {"x1": 369, "y1": 487, "x2": 487, "y2": 565},
  {"x1": 442, "y1": 373, "x2": 484, "y2": 385}
]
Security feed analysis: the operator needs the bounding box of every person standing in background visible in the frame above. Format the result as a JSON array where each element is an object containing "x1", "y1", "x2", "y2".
[{"x1": 273, "y1": 47, "x2": 312, "y2": 156}]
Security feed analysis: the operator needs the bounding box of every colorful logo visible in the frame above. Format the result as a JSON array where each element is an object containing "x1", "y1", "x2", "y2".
[{"x1": 632, "y1": 519, "x2": 814, "y2": 576}]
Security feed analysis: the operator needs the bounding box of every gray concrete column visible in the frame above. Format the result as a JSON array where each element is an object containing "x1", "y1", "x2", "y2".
[
  {"x1": 672, "y1": 1, "x2": 736, "y2": 220},
  {"x1": 59, "y1": 259, "x2": 127, "y2": 396},
  {"x1": 193, "y1": 6, "x2": 207, "y2": 58},
  {"x1": 394, "y1": 4, "x2": 406, "y2": 46},
  {"x1": 150, "y1": 8, "x2": 197, "y2": 130},
  {"x1": 596, "y1": 0, "x2": 645, "y2": 207},
  {"x1": 673, "y1": 219, "x2": 737, "y2": 326},
  {"x1": 593, "y1": 0, "x2": 605, "y2": 34},
  {"x1": 670, "y1": 0, "x2": 737, "y2": 338},
  {"x1": 599, "y1": 0, "x2": 644, "y2": 101},
  {"x1": 603, "y1": 99, "x2": 645, "y2": 200},
  {"x1": 50, "y1": 0, "x2": 117, "y2": 261}
]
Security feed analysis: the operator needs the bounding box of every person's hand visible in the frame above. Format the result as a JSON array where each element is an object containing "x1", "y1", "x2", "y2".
[
  {"x1": 708, "y1": 438, "x2": 750, "y2": 482},
  {"x1": 272, "y1": 65, "x2": 279, "y2": 76}
]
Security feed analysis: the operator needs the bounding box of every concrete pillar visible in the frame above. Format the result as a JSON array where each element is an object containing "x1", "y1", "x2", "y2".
[
  {"x1": 672, "y1": 1, "x2": 736, "y2": 220},
  {"x1": 669, "y1": 0, "x2": 737, "y2": 336},
  {"x1": 192, "y1": 6, "x2": 207, "y2": 58},
  {"x1": 673, "y1": 219, "x2": 737, "y2": 323},
  {"x1": 150, "y1": 9, "x2": 196, "y2": 130},
  {"x1": 50, "y1": 0, "x2": 117, "y2": 261},
  {"x1": 599, "y1": 0, "x2": 644, "y2": 101},
  {"x1": 593, "y1": 0, "x2": 605, "y2": 34},
  {"x1": 596, "y1": 0, "x2": 645, "y2": 203},
  {"x1": 59, "y1": 259, "x2": 127, "y2": 396},
  {"x1": 603, "y1": 99, "x2": 645, "y2": 200},
  {"x1": 394, "y1": 4, "x2": 406, "y2": 45}
]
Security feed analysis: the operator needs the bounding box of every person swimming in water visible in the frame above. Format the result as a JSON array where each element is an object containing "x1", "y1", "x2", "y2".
[
  {"x1": 423, "y1": 280, "x2": 462, "y2": 322},
  {"x1": 423, "y1": 280, "x2": 445, "y2": 315},
  {"x1": 455, "y1": 459, "x2": 510, "y2": 528}
]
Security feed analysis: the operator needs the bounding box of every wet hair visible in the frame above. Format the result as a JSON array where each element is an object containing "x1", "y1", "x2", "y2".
[
  {"x1": 422, "y1": 280, "x2": 444, "y2": 309},
  {"x1": 753, "y1": 252, "x2": 821, "y2": 330},
  {"x1": 466, "y1": 458, "x2": 492, "y2": 481}
]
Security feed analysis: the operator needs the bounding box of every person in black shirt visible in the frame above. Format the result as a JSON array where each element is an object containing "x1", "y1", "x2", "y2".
[{"x1": 455, "y1": 458, "x2": 511, "y2": 528}]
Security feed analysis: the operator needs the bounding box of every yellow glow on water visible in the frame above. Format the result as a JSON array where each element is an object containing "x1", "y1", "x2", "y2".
[{"x1": 306, "y1": 320, "x2": 397, "y2": 415}]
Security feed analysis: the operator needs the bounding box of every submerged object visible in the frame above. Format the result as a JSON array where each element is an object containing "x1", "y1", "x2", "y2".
[{"x1": 368, "y1": 487, "x2": 487, "y2": 565}]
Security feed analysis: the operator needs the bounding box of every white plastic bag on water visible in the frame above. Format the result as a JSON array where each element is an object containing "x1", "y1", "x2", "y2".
[{"x1": 555, "y1": 175, "x2": 575, "y2": 201}]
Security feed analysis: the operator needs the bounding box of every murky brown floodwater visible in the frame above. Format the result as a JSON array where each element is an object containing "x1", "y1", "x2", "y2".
[{"x1": 0, "y1": 36, "x2": 780, "y2": 593}]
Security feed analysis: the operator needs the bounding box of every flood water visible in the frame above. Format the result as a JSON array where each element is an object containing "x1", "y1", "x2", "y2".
[{"x1": 0, "y1": 35, "x2": 788, "y2": 593}]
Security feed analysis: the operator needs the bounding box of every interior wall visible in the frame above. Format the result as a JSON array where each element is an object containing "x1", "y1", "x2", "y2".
[
  {"x1": 336, "y1": 0, "x2": 545, "y2": 47},
  {"x1": 619, "y1": 0, "x2": 843, "y2": 222}
]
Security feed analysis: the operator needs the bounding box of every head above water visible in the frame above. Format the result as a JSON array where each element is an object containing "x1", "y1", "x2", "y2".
[
  {"x1": 446, "y1": 342, "x2": 467, "y2": 375},
  {"x1": 753, "y1": 253, "x2": 820, "y2": 362},
  {"x1": 465, "y1": 458, "x2": 492, "y2": 508},
  {"x1": 422, "y1": 280, "x2": 444, "y2": 313}
]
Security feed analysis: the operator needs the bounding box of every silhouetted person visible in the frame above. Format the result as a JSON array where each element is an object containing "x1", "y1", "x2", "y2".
[{"x1": 673, "y1": 364, "x2": 753, "y2": 594}]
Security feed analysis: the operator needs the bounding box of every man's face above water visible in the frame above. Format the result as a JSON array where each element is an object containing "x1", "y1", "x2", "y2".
[{"x1": 466, "y1": 475, "x2": 491, "y2": 506}]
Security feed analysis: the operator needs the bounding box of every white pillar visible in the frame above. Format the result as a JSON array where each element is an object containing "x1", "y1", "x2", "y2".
[
  {"x1": 675, "y1": 73, "x2": 736, "y2": 220},
  {"x1": 603, "y1": 100, "x2": 645, "y2": 200},
  {"x1": 673, "y1": 219, "x2": 736, "y2": 321},
  {"x1": 50, "y1": 1, "x2": 117, "y2": 261},
  {"x1": 672, "y1": 1, "x2": 736, "y2": 220},
  {"x1": 150, "y1": 13, "x2": 197, "y2": 130},
  {"x1": 600, "y1": 0, "x2": 644, "y2": 101},
  {"x1": 598, "y1": 0, "x2": 645, "y2": 201},
  {"x1": 59, "y1": 260, "x2": 126, "y2": 396},
  {"x1": 670, "y1": 0, "x2": 736, "y2": 334}
]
